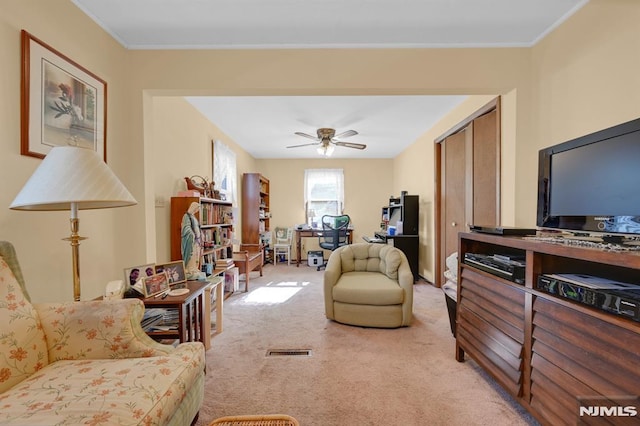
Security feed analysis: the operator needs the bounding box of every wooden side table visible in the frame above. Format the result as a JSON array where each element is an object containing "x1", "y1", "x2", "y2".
[
  {"x1": 202, "y1": 278, "x2": 223, "y2": 350},
  {"x1": 143, "y1": 280, "x2": 208, "y2": 344}
]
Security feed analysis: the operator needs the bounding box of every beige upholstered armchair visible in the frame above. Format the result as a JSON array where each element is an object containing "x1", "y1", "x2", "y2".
[{"x1": 324, "y1": 243, "x2": 413, "y2": 328}]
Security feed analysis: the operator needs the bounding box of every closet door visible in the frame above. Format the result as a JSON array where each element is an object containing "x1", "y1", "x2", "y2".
[
  {"x1": 441, "y1": 127, "x2": 472, "y2": 279},
  {"x1": 472, "y1": 109, "x2": 500, "y2": 226},
  {"x1": 434, "y1": 98, "x2": 500, "y2": 287}
]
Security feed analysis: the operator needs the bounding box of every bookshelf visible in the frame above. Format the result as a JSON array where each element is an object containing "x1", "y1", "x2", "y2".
[
  {"x1": 241, "y1": 173, "x2": 270, "y2": 250},
  {"x1": 170, "y1": 196, "x2": 234, "y2": 272}
]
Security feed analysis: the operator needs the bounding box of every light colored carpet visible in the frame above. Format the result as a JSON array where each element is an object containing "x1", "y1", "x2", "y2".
[{"x1": 195, "y1": 264, "x2": 538, "y2": 426}]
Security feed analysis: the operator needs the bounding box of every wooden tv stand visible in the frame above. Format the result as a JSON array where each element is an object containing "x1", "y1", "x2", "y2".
[{"x1": 456, "y1": 232, "x2": 640, "y2": 425}]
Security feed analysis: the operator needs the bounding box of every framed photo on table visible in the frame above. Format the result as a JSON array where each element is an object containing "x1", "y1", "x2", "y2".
[
  {"x1": 20, "y1": 30, "x2": 107, "y2": 161},
  {"x1": 155, "y1": 261, "x2": 186, "y2": 285},
  {"x1": 123, "y1": 263, "x2": 156, "y2": 288},
  {"x1": 142, "y1": 272, "x2": 170, "y2": 298}
]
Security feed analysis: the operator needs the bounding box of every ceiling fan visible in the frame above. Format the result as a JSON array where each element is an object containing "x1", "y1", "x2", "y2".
[{"x1": 287, "y1": 128, "x2": 367, "y2": 156}]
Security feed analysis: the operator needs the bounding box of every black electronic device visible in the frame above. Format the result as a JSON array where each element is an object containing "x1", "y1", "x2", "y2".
[
  {"x1": 536, "y1": 273, "x2": 640, "y2": 322},
  {"x1": 470, "y1": 225, "x2": 537, "y2": 236},
  {"x1": 537, "y1": 117, "x2": 640, "y2": 237},
  {"x1": 463, "y1": 253, "x2": 526, "y2": 284}
]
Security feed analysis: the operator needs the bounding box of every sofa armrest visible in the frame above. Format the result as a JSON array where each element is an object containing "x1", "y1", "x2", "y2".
[{"x1": 35, "y1": 299, "x2": 176, "y2": 362}]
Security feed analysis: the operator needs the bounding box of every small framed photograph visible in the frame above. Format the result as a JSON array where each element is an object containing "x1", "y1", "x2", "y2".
[
  {"x1": 155, "y1": 261, "x2": 186, "y2": 285},
  {"x1": 142, "y1": 271, "x2": 170, "y2": 298},
  {"x1": 124, "y1": 263, "x2": 156, "y2": 287}
]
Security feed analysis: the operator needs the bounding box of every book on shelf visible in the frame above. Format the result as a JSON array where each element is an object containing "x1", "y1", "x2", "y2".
[{"x1": 200, "y1": 203, "x2": 233, "y2": 225}]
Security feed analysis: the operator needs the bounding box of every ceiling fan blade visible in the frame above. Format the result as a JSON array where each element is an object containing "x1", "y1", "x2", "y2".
[
  {"x1": 294, "y1": 132, "x2": 320, "y2": 141},
  {"x1": 287, "y1": 142, "x2": 319, "y2": 148},
  {"x1": 334, "y1": 141, "x2": 367, "y2": 150},
  {"x1": 333, "y1": 129, "x2": 358, "y2": 139}
]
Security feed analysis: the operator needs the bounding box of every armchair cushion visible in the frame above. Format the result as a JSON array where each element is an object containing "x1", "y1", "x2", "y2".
[
  {"x1": 332, "y1": 272, "x2": 404, "y2": 305},
  {"x1": 0, "y1": 343, "x2": 204, "y2": 425},
  {"x1": 337, "y1": 243, "x2": 403, "y2": 280},
  {"x1": 0, "y1": 257, "x2": 48, "y2": 393}
]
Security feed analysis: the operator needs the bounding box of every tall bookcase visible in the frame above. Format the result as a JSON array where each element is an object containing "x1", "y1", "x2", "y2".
[
  {"x1": 170, "y1": 196, "x2": 234, "y2": 273},
  {"x1": 241, "y1": 173, "x2": 270, "y2": 248}
]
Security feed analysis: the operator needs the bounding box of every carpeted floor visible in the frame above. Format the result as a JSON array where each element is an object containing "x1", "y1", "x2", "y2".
[{"x1": 195, "y1": 264, "x2": 539, "y2": 426}]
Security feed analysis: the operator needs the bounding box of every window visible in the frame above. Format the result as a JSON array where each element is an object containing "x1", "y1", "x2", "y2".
[
  {"x1": 304, "y1": 169, "x2": 344, "y2": 227},
  {"x1": 213, "y1": 140, "x2": 237, "y2": 205}
]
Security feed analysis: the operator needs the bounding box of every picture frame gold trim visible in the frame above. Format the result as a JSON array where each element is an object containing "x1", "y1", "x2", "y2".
[{"x1": 20, "y1": 30, "x2": 107, "y2": 161}]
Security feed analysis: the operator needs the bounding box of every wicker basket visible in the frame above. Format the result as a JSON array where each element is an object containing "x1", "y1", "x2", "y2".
[{"x1": 209, "y1": 414, "x2": 300, "y2": 426}]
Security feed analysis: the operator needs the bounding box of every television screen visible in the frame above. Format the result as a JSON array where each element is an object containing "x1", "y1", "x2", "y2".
[{"x1": 537, "y1": 118, "x2": 640, "y2": 236}]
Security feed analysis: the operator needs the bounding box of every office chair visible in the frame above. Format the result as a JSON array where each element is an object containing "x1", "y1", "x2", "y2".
[{"x1": 317, "y1": 214, "x2": 351, "y2": 271}]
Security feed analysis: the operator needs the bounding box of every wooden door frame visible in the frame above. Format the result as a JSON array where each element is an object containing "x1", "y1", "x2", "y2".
[{"x1": 434, "y1": 97, "x2": 500, "y2": 288}]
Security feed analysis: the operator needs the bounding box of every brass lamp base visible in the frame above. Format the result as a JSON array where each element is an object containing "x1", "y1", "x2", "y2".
[{"x1": 62, "y1": 217, "x2": 86, "y2": 302}]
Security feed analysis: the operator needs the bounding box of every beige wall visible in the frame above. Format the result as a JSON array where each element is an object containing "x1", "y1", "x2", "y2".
[
  {"x1": 151, "y1": 97, "x2": 256, "y2": 261},
  {"x1": 151, "y1": 98, "x2": 394, "y2": 260},
  {"x1": 2, "y1": 0, "x2": 639, "y2": 300},
  {"x1": 524, "y1": 0, "x2": 640, "y2": 225},
  {"x1": 257, "y1": 159, "x2": 393, "y2": 258},
  {"x1": 0, "y1": 0, "x2": 141, "y2": 301}
]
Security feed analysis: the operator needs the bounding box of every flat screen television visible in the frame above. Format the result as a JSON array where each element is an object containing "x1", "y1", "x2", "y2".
[{"x1": 537, "y1": 117, "x2": 640, "y2": 237}]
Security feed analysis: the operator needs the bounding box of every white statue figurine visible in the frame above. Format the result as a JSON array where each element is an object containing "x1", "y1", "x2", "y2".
[{"x1": 181, "y1": 201, "x2": 205, "y2": 280}]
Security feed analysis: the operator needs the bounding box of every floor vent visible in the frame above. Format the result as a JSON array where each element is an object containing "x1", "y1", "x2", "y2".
[{"x1": 266, "y1": 349, "x2": 312, "y2": 357}]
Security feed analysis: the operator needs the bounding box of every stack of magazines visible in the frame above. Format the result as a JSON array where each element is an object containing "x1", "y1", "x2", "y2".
[{"x1": 141, "y1": 308, "x2": 165, "y2": 331}]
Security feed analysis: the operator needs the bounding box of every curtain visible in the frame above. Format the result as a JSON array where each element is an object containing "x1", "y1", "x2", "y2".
[
  {"x1": 304, "y1": 168, "x2": 344, "y2": 217},
  {"x1": 213, "y1": 140, "x2": 237, "y2": 205}
]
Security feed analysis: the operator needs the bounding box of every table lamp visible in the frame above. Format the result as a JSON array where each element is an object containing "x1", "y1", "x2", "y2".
[
  {"x1": 10, "y1": 146, "x2": 137, "y2": 301},
  {"x1": 308, "y1": 209, "x2": 316, "y2": 228}
]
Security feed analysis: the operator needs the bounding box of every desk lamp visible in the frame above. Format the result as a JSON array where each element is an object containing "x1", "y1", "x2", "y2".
[
  {"x1": 10, "y1": 146, "x2": 137, "y2": 301},
  {"x1": 307, "y1": 209, "x2": 316, "y2": 228}
]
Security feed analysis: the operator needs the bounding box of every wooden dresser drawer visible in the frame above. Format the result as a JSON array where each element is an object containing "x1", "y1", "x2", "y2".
[
  {"x1": 457, "y1": 266, "x2": 526, "y2": 397},
  {"x1": 530, "y1": 296, "x2": 640, "y2": 424}
]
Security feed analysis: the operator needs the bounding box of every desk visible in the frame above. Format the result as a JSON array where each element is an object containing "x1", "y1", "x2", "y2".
[
  {"x1": 295, "y1": 228, "x2": 353, "y2": 267},
  {"x1": 143, "y1": 280, "x2": 208, "y2": 344}
]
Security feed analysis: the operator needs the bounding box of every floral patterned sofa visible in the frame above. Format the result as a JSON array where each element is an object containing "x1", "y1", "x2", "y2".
[{"x1": 0, "y1": 241, "x2": 206, "y2": 425}]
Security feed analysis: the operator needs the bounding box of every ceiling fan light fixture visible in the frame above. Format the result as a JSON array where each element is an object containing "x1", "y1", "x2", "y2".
[{"x1": 317, "y1": 144, "x2": 334, "y2": 157}]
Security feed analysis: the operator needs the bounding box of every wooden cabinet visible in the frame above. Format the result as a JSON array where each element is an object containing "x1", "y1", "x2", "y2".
[
  {"x1": 377, "y1": 193, "x2": 419, "y2": 281},
  {"x1": 241, "y1": 173, "x2": 269, "y2": 247},
  {"x1": 170, "y1": 196, "x2": 234, "y2": 273},
  {"x1": 457, "y1": 232, "x2": 640, "y2": 425}
]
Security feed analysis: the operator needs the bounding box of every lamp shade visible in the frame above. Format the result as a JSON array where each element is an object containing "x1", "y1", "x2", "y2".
[{"x1": 10, "y1": 146, "x2": 136, "y2": 211}]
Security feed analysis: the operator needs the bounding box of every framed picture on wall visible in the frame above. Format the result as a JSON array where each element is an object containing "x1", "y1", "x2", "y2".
[{"x1": 20, "y1": 30, "x2": 107, "y2": 161}]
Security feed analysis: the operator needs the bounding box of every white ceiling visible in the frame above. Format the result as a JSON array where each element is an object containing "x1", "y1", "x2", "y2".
[
  {"x1": 185, "y1": 95, "x2": 469, "y2": 159},
  {"x1": 72, "y1": 0, "x2": 588, "y2": 159}
]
